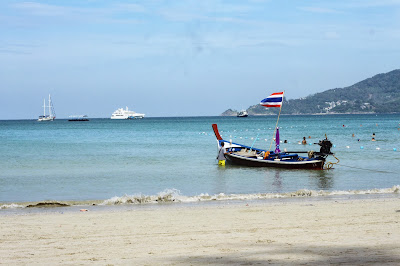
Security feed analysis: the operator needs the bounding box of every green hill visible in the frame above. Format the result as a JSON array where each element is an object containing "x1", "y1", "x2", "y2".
[{"x1": 223, "y1": 69, "x2": 400, "y2": 115}]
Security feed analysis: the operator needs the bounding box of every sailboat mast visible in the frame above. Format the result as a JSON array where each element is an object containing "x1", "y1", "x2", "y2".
[
  {"x1": 268, "y1": 91, "x2": 285, "y2": 152},
  {"x1": 48, "y1": 94, "x2": 52, "y2": 118},
  {"x1": 43, "y1": 98, "x2": 46, "y2": 116}
]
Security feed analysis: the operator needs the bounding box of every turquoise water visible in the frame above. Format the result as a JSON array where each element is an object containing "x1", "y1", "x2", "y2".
[{"x1": 1, "y1": 115, "x2": 400, "y2": 207}]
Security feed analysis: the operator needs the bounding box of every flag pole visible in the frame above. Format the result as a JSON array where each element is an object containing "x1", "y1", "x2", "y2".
[{"x1": 268, "y1": 91, "x2": 284, "y2": 152}]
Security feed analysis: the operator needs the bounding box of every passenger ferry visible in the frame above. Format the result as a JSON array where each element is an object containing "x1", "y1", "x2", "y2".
[{"x1": 111, "y1": 107, "x2": 145, "y2": 119}]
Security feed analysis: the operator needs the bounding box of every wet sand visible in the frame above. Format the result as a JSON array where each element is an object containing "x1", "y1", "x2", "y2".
[{"x1": 1, "y1": 198, "x2": 400, "y2": 265}]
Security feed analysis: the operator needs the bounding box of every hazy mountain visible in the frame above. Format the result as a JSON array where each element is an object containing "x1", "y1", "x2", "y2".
[{"x1": 221, "y1": 69, "x2": 400, "y2": 115}]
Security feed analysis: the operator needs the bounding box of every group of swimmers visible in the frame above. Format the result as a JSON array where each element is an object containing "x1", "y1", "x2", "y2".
[
  {"x1": 299, "y1": 133, "x2": 377, "y2": 145},
  {"x1": 352, "y1": 132, "x2": 377, "y2": 141}
]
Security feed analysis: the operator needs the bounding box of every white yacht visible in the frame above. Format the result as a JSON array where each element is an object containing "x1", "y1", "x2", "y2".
[
  {"x1": 111, "y1": 107, "x2": 145, "y2": 119},
  {"x1": 38, "y1": 94, "x2": 56, "y2": 121}
]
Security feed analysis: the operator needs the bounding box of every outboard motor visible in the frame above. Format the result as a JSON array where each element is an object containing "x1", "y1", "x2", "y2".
[{"x1": 318, "y1": 138, "x2": 333, "y2": 155}]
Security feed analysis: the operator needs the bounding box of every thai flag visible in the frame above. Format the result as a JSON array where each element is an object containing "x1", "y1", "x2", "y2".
[{"x1": 260, "y1": 92, "x2": 284, "y2": 108}]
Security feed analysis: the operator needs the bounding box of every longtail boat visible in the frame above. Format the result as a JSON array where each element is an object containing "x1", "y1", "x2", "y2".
[{"x1": 213, "y1": 91, "x2": 336, "y2": 170}]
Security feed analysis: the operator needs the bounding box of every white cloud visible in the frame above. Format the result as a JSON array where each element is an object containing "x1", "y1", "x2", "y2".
[
  {"x1": 344, "y1": 0, "x2": 400, "y2": 8},
  {"x1": 12, "y1": 2, "x2": 69, "y2": 16},
  {"x1": 298, "y1": 6, "x2": 339, "y2": 14},
  {"x1": 10, "y1": 2, "x2": 145, "y2": 23},
  {"x1": 325, "y1": 31, "x2": 340, "y2": 39},
  {"x1": 157, "y1": 1, "x2": 260, "y2": 23},
  {"x1": 114, "y1": 3, "x2": 146, "y2": 13}
]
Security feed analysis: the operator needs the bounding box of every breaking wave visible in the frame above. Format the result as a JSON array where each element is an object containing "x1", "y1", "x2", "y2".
[
  {"x1": 1, "y1": 186, "x2": 399, "y2": 209},
  {"x1": 100, "y1": 188, "x2": 182, "y2": 205},
  {"x1": 0, "y1": 203, "x2": 24, "y2": 209},
  {"x1": 100, "y1": 186, "x2": 400, "y2": 205}
]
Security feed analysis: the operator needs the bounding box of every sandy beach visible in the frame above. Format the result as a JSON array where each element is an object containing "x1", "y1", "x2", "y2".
[{"x1": 1, "y1": 197, "x2": 400, "y2": 265}]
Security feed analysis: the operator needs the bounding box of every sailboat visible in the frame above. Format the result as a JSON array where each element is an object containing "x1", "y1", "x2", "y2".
[
  {"x1": 38, "y1": 94, "x2": 56, "y2": 122},
  {"x1": 213, "y1": 92, "x2": 337, "y2": 170}
]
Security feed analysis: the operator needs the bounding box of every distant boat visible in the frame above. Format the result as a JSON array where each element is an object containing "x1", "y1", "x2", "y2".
[
  {"x1": 237, "y1": 110, "x2": 248, "y2": 117},
  {"x1": 111, "y1": 107, "x2": 145, "y2": 119},
  {"x1": 68, "y1": 115, "x2": 89, "y2": 122},
  {"x1": 38, "y1": 94, "x2": 56, "y2": 122}
]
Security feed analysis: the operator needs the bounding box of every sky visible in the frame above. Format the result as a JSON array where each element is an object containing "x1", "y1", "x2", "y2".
[{"x1": 1, "y1": 0, "x2": 400, "y2": 119}]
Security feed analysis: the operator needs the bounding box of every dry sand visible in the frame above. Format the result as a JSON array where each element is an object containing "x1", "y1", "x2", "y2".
[{"x1": 1, "y1": 198, "x2": 400, "y2": 265}]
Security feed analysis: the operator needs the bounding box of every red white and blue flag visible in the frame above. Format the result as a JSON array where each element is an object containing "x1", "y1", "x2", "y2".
[{"x1": 260, "y1": 92, "x2": 284, "y2": 108}]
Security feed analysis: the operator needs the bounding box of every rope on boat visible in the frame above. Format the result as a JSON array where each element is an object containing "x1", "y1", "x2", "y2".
[
  {"x1": 324, "y1": 154, "x2": 340, "y2": 170},
  {"x1": 338, "y1": 164, "x2": 397, "y2": 174}
]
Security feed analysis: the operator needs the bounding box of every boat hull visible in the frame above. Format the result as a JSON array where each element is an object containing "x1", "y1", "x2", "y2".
[
  {"x1": 37, "y1": 117, "x2": 55, "y2": 122},
  {"x1": 128, "y1": 115, "x2": 144, "y2": 119},
  {"x1": 111, "y1": 115, "x2": 145, "y2": 119},
  {"x1": 225, "y1": 153, "x2": 325, "y2": 169}
]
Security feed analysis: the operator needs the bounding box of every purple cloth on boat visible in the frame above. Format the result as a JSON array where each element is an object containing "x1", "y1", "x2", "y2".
[{"x1": 275, "y1": 127, "x2": 281, "y2": 153}]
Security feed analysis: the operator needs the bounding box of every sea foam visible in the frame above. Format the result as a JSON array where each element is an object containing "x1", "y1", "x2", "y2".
[
  {"x1": 2, "y1": 186, "x2": 399, "y2": 209},
  {"x1": 100, "y1": 185, "x2": 400, "y2": 205},
  {"x1": 100, "y1": 188, "x2": 183, "y2": 205},
  {"x1": 0, "y1": 203, "x2": 24, "y2": 209}
]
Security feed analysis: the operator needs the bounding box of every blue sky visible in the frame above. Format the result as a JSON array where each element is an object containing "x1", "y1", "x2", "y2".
[{"x1": 1, "y1": 0, "x2": 400, "y2": 119}]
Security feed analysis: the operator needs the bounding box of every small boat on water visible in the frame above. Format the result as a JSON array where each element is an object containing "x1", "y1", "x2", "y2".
[
  {"x1": 237, "y1": 110, "x2": 248, "y2": 117},
  {"x1": 213, "y1": 124, "x2": 334, "y2": 169},
  {"x1": 68, "y1": 115, "x2": 89, "y2": 122},
  {"x1": 213, "y1": 91, "x2": 337, "y2": 170},
  {"x1": 38, "y1": 94, "x2": 56, "y2": 122},
  {"x1": 111, "y1": 107, "x2": 145, "y2": 119}
]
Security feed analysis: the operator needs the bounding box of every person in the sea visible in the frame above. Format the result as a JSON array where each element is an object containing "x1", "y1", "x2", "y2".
[
  {"x1": 217, "y1": 142, "x2": 227, "y2": 166},
  {"x1": 302, "y1": 137, "x2": 307, "y2": 145},
  {"x1": 372, "y1": 137, "x2": 376, "y2": 141}
]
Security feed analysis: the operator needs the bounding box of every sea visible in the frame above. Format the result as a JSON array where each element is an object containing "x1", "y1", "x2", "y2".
[{"x1": 1, "y1": 114, "x2": 400, "y2": 212}]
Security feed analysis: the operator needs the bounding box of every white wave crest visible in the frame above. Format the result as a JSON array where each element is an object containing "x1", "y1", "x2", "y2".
[
  {"x1": 0, "y1": 203, "x2": 24, "y2": 209},
  {"x1": 100, "y1": 188, "x2": 183, "y2": 205},
  {"x1": 100, "y1": 186, "x2": 400, "y2": 205},
  {"x1": 329, "y1": 185, "x2": 400, "y2": 195}
]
